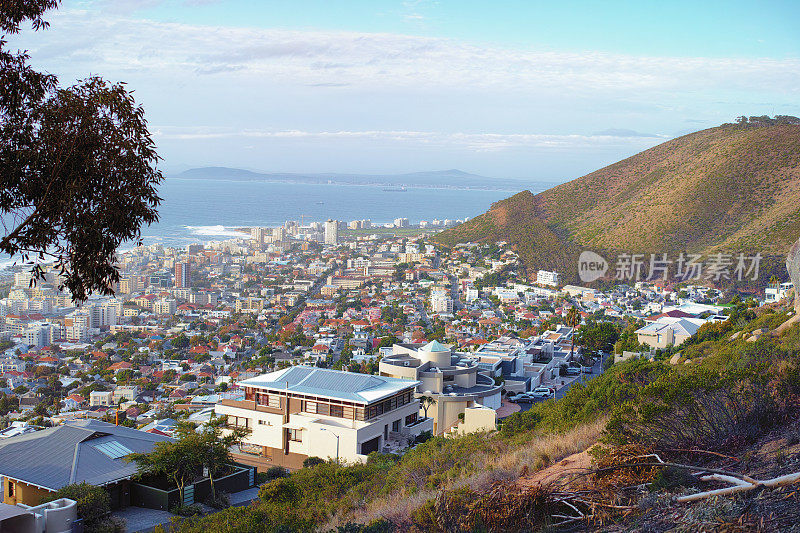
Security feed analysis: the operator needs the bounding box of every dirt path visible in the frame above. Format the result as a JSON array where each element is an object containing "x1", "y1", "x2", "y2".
[{"x1": 517, "y1": 448, "x2": 593, "y2": 489}]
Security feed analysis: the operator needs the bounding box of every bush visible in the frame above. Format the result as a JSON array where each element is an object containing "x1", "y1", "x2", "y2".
[
  {"x1": 303, "y1": 456, "x2": 325, "y2": 468},
  {"x1": 203, "y1": 492, "x2": 230, "y2": 509},
  {"x1": 44, "y1": 482, "x2": 120, "y2": 533},
  {"x1": 414, "y1": 430, "x2": 432, "y2": 444},
  {"x1": 606, "y1": 368, "x2": 778, "y2": 451},
  {"x1": 171, "y1": 503, "x2": 203, "y2": 516},
  {"x1": 261, "y1": 465, "x2": 289, "y2": 482}
]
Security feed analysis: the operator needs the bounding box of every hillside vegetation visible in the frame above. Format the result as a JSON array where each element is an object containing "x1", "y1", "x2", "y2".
[
  {"x1": 171, "y1": 300, "x2": 800, "y2": 532},
  {"x1": 436, "y1": 121, "x2": 800, "y2": 285}
]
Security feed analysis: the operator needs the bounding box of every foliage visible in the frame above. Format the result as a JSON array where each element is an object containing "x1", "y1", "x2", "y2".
[
  {"x1": 1, "y1": 1, "x2": 162, "y2": 300},
  {"x1": 43, "y1": 482, "x2": 122, "y2": 533},
  {"x1": 129, "y1": 418, "x2": 249, "y2": 502},
  {"x1": 303, "y1": 456, "x2": 325, "y2": 468},
  {"x1": 262, "y1": 466, "x2": 289, "y2": 482},
  {"x1": 579, "y1": 320, "x2": 621, "y2": 354}
]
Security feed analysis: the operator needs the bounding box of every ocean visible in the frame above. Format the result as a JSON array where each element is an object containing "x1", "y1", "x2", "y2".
[
  {"x1": 134, "y1": 178, "x2": 538, "y2": 248},
  {"x1": 0, "y1": 178, "x2": 548, "y2": 270}
]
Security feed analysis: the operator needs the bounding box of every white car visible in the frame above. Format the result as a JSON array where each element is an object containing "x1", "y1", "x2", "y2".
[{"x1": 530, "y1": 387, "x2": 553, "y2": 399}]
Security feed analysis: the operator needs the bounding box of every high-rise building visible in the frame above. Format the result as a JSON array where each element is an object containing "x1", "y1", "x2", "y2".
[
  {"x1": 324, "y1": 219, "x2": 339, "y2": 246},
  {"x1": 174, "y1": 262, "x2": 190, "y2": 288}
]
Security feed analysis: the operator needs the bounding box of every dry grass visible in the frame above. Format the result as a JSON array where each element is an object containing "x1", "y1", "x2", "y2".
[{"x1": 336, "y1": 417, "x2": 607, "y2": 529}]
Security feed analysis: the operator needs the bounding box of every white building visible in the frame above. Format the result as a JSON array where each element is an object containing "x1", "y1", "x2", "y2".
[
  {"x1": 765, "y1": 282, "x2": 794, "y2": 304},
  {"x1": 65, "y1": 311, "x2": 90, "y2": 342},
  {"x1": 152, "y1": 299, "x2": 177, "y2": 315},
  {"x1": 430, "y1": 294, "x2": 454, "y2": 314},
  {"x1": 324, "y1": 219, "x2": 339, "y2": 246},
  {"x1": 215, "y1": 367, "x2": 432, "y2": 469},
  {"x1": 536, "y1": 270, "x2": 560, "y2": 287}
]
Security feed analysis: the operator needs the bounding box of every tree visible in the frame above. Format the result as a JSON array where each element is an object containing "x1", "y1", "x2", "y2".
[
  {"x1": 419, "y1": 395, "x2": 436, "y2": 419},
  {"x1": 1, "y1": 2, "x2": 162, "y2": 301},
  {"x1": 201, "y1": 416, "x2": 250, "y2": 501},
  {"x1": 565, "y1": 307, "x2": 581, "y2": 357},
  {"x1": 128, "y1": 427, "x2": 205, "y2": 505},
  {"x1": 43, "y1": 482, "x2": 119, "y2": 533},
  {"x1": 578, "y1": 321, "x2": 621, "y2": 354}
]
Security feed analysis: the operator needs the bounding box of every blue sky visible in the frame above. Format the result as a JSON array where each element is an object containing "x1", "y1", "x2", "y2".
[{"x1": 7, "y1": 0, "x2": 800, "y2": 180}]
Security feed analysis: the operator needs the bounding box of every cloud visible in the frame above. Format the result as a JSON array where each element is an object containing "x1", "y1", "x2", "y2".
[
  {"x1": 592, "y1": 128, "x2": 661, "y2": 138},
  {"x1": 153, "y1": 127, "x2": 667, "y2": 152},
  {"x1": 9, "y1": 8, "x2": 800, "y2": 97}
]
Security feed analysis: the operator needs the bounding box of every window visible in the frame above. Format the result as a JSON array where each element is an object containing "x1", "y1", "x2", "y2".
[
  {"x1": 329, "y1": 405, "x2": 344, "y2": 418},
  {"x1": 268, "y1": 394, "x2": 281, "y2": 409},
  {"x1": 303, "y1": 401, "x2": 317, "y2": 414},
  {"x1": 289, "y1": 428, "x2": 302, "y2": 442},
  {"x1": 7, "y1": 481, "x2": 13, "y2": 497},
  {"x1": 228, "y1": 416, "x2": 249, "y2": 429},
  {"x1": 405, "y1": 413, "x2": 417, "y2": 426}
]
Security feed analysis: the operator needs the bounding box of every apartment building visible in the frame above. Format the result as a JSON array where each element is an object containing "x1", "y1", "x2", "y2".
[
  {"x1": 152, "y1": 299, "x2": 177, "y2": 315},
  {"x1": 536, "y1": 270, "x2": 560, "y2": 287},
  {"x1": 215, "y1": 367, "x2": 432, "y2": 470},
  {"x1": 324, "y1": 219, "x2": 339, "y2": 246},
  {"x1": 64, "y1": 311, "x2": 90, "y2": 342},
  {"x1": 379, "y1": 341, "x2": 501, "y2": 435},
  {"x1": 174, "y1": 262, "x2": 190, "y2": 288}
]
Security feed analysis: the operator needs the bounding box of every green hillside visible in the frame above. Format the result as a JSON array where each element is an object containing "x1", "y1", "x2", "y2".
[{"x1": 436, "y1": 120, "x2": 800, "y2": 286}]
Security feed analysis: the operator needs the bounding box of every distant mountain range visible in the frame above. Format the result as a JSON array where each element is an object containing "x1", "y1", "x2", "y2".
[
  {"x1": 174, "y1": 167, "x2": 539, "y2": 191},
  {"x1": 435, "y1": 122, "x2": 800, "y2": 288}
]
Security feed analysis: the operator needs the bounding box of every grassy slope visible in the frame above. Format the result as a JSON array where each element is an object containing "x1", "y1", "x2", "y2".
[
  {"x1": 174, "y1": 303, "x2": 800, "y2": 532},
  {"x1": 436, "y1": 124, "x2": 800, "y2": 283}
]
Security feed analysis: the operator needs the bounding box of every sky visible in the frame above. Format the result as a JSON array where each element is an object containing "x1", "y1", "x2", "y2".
[{"x1": 6, "y1": 0, "x2": 800, "y2": 181}]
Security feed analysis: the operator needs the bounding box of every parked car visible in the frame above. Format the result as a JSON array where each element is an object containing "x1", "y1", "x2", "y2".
[
  {"x1": 530, "y1": 387, "x2": 553, "y2": 399},
  {"x1": 512, "y1": 394, "x2": 534, "y2": 403},
  {"x1": 564, "y1": 366, "x2": 582, "y2": 376},
  {"x1": 581, "y1": 365, "x2": 593, "y2": 373}
]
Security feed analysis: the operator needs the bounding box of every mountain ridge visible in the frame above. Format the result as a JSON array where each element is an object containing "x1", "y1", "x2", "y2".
[{"x1": 436, "y1": 122, "x2": 800, "y2": 287}]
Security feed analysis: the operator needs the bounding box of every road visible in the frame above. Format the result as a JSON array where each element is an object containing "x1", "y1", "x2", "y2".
[{"x1": 512, "y1": 356, "x2": 606, "y2": 413}]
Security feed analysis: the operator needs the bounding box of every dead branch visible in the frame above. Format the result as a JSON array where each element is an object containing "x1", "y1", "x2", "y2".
[{"x1": 676, "y1": 471, "x2": 800, "y2": 503}]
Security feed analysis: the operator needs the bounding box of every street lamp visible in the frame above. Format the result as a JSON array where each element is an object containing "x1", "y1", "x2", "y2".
[{"x1": 320, "y1": 427, "x2": 340, "y2": 464}]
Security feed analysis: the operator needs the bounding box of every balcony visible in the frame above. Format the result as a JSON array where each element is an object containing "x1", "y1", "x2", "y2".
[{"x1": 216, "y1": 398, "x2": 283, "y2": 415}]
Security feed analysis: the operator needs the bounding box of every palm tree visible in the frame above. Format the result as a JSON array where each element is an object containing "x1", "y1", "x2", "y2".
[
  {"x1": 565, "y1": 307, "x2": 581, "y2": 357},
  {"x1": 419, "y1": 395, "x2": 436, "y2": 419}
]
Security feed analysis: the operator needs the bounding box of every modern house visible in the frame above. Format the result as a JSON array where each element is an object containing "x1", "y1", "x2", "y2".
[
  {"x1": 215, "y1": 367, "x2": 432, "y2": 471},
  {"x1": 0, "y1": 420, "x2": 171, "y2": 508},
  {"x1": 635, "y1": 317, "x2": 705, "y2": 348},
  {"x1": 379, "y1": 341, "x2": 502, "y2": 435}
]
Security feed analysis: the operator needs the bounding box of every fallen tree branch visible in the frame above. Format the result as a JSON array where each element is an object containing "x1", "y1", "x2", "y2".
[
  {"x1": 661, "y1": 448, "x2": 740, "y2": 461},
  {"x1": 676, "y1": 471, "x2": 800, "y2": 503},
  {"x1": 573, "y1": 461, "x2": 758, "y2": 484}
]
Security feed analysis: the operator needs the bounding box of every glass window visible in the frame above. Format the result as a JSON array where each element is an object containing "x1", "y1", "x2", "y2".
[{"x1": 289, "y1": 429, "x2": 302, "y2": 442}]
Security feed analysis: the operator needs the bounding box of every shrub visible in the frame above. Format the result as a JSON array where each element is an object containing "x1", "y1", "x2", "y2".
[
  {"x1": 170, "y1": 503, "x2": 203, "y2": 516},
  {"x1": 44, "y1": 482, "x2": 118, "y2": 532},
  {"x1": 262, "y1": 466, "x2": 289, "y2": 482},
  {"x1": 203, "y1": 491, "x2": 230, "y2": 509},
  {"x1": 606, "y1": 368, "x2": 778, "y2": 451},
  {"x1": 303, "y1": 456, "x2": 326, "y2": 468}
]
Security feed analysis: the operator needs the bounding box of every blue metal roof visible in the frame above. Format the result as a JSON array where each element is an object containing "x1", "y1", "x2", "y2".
[{"x1": 238, "y1": 367, "x2": 419, "y2": 404}]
